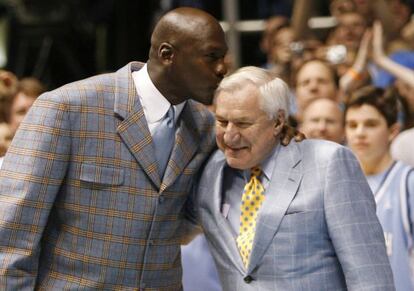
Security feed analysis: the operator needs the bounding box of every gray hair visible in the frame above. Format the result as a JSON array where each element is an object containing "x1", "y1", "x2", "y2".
[{"x1": 214, "y1": 66, "x2": 290, "y2": 119}]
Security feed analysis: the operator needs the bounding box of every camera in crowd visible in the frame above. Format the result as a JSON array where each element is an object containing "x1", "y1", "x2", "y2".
[{"x1": 290, "y1": 41, "x2": 347, "y2": 65}]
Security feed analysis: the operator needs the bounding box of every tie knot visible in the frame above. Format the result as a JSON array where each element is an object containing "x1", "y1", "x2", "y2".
[{"x1": 251, "y1": 167, "x2": 262, "y2": 177}]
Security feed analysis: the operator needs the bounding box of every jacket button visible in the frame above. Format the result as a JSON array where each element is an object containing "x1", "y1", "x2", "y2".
[
  {"x1": 244, "y1": 275, "x2": 253, "y2": 283},
  {"x1": 159, "y1": 195, "x2": 165, "y2": 203}
]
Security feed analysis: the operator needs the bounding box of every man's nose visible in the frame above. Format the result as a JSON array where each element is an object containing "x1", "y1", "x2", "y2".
[
  {"x1": 317, "y1": 120, "x2": 327, "y2": 131},
  {"x1": 309, "y1": 82, "x2": 318, "y2": 92},
  {"x1": 223, "y1": 123, "x2": 240, "y2": 145},
  {"x1": 355, "y1": 124, "x2": 366, "y2": 136},
  {"x1": 215, "y1": 59, "x2": 227, "y2": 79}
]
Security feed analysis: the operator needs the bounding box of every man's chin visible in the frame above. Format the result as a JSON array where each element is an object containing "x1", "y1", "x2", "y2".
[{"x1": 225, "y1": 156, "x2": 249, "y2": 170}]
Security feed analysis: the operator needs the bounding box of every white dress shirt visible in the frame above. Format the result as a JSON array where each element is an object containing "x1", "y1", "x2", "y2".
[{"x1": 132, "y1": 64, "x2": 185, "y2": 134}]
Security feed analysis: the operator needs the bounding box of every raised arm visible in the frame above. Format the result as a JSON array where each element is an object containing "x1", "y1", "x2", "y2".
[{"x1": 372, "y1": 21, "x2": 414, "y2": 87}]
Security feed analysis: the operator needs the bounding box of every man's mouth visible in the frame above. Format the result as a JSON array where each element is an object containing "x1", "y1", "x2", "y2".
[{"x1": 225, "y1": 145, "x2": 247, "y2": 153}]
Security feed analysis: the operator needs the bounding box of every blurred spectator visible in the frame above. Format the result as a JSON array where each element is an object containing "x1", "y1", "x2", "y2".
[
  {"x1": 345, "y1": 85, "x2": 414, "y2": 291},
  {"x1": 329, "y1": 0, "x2": 356, "y2": 17},
  {"x1": 0, "y1": 70, "x2": 18, "y2": 123},
  {"x1": 260, "y1": 16, "x2": 289, "y2": 69},
  {"x1": 299, "y1": 98, "x2": 344, "y2": 144},
  {"x1": 387, "y1": 0, "x2": 412, "y2": 52},
  {"x1": 267, "y1": 24, "x2": 295, "y2": 83},
  {"x1": 329, "y1": 11, "x2": 367, "y2": 52},
  {"x1": 0, "y1": 122, "x2": 12, "y2": 157},
  {"x1": 294, "y1": 59, "x2": 339, "y2": 120},
  {"x1": 8, "y1": 77, "x2": 45, "y2": 136},
  {"x1": 261, "y1": 0, "x2": 321, "y2": 86}
]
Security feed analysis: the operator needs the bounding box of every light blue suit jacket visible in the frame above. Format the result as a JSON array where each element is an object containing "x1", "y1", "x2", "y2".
[{"x1": 196, "y1": 139, "x2": 395, "y2": 290}]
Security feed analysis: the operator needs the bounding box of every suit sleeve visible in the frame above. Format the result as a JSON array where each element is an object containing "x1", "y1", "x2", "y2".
[
  {"x1": 0, "y1": 92, "x2": 71, "y2": 289},
  {"x1": 324, "y1": 146, "x2": 395, "y2": 291}
]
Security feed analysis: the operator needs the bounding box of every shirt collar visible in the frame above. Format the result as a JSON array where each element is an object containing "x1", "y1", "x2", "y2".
[
  {"x1": 228, "y1": 142, "x2": 281, "y2": 182},
  {"x1": 259, "y1": 143, "x2": 280, "y2": 183},
  {"x1": 132, "y1": 64, "x2": 185, "y2": 124}
]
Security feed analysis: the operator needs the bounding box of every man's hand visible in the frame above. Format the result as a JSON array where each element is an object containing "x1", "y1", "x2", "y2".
[{"x1": 280, "y1": 124, "x2": 306, "y2": 146}]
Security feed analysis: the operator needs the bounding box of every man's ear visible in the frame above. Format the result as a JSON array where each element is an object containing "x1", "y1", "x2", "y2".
[
  {"x1": 274, "y1": 109, "x2": 286, "y2": 136},
  {"x1": 158, "y1": 42, "x2": 174, "y2": 64}
]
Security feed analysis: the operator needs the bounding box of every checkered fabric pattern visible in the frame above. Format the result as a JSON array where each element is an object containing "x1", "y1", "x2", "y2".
[
  {"x1": 236, "y1": 167, "x2": 265, "y2": 267},
  {"x1": 197, "y1": 140, "x2": 395, "y2": 290},
  {"x1": 0, "y1": 62, "x2": 216, "y2": 290}
]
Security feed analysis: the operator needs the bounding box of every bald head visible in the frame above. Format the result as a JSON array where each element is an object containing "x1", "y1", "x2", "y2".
[
  {"x1": 150, "y1": 7, "x2": 223, "y2": 59},
  {"x1": 146, "y1": 7, "x2": 228, "y2": 105},
  {"x1": 300, "y1": 98, "x2": 344, "y2": 144}
]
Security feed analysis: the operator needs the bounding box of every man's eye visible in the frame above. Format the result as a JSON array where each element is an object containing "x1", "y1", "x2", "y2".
[
  {"x1": 237, "y1": 122, "x2": 251, "y2": 128},
  {"x1": 216, "y1": 120, "x2": 228, "y2": 127},
  {"x1": 206, "y1": 53, "x2": 223, "y2": 61},
  {"x1": 365, "y1": 121, "x2": 379, "y2": 128},
  {"x1": 346, "y1": 122, "x2": 357, "y2": 129}
]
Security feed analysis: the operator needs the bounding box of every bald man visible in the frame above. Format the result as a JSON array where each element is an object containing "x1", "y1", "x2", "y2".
[
  {"x1": 300, "y1": 98, "x2": 345, "y2": 144},
  {"x1": 0, "y1": 8, "x2": 227, "y2": 290}
]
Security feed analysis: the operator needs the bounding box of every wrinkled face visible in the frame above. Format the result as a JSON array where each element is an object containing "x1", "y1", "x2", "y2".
[
  {"x1": 345, "y1": 104, "x2": 397, "y2": 166},
  {"x1": 335, "y1": 13, "x2": 366, "y2": 49},
  {"x1": 270, "y1": 27, "x2": 294, "y2": 64},
  {"x1": 9, "y1": 92, "x2": 36, "y2": 135},
  {"x1": 215, "y1": 85, "x2": 278, "y2": 170},
  {"x1": 170, "y1": 25, "x2": 228, "y2": 105},
  {"x1": 296, "y1": 61, "x2": 337, "y2": 113},
  {"x1": 300, "y1": 98, "x2": 344, "y2": 143}
]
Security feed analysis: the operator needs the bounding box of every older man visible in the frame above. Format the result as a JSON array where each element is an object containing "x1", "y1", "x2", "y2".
[{"x1": 193, "y1": 66, "x2": 394, "y2": 290}]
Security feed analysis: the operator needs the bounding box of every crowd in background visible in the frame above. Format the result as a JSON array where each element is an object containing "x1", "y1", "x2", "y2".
[
  {"x1": 0, "y1": 0, "x2": 413, "y2": 290},
  {"x1": 253, "y1": 0, "x2": 414, "y2": 166}
]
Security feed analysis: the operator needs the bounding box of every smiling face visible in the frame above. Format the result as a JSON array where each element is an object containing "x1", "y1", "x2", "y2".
[
  {"x1": 215, "y1": 84, "x2": 279, "y2": 170},
  {"x1": 345, "y1": 104, "x2": 398, "y2": 166}
]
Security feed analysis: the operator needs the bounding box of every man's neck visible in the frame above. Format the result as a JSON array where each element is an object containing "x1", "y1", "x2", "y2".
[{"x1": 361, "y1": 153, "x2": 394, "y2": 175}]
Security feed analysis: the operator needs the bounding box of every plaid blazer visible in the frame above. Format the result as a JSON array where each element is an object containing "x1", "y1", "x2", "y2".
[
  {"x1": 197, "y1": 140, "x2": 395, "y2": 290},
  {"x1": 0, "y1": 62, "x2": 216, "y2": 290}
]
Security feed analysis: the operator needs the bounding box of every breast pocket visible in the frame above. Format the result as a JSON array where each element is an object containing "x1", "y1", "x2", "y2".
[{"x1": 80, "y1": 163, "x2": 124, "y2": 186}]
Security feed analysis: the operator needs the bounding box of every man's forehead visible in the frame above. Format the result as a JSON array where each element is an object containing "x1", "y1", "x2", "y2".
[{"x1": 200, "y1": 40, "x2": 228, "y2": 52}]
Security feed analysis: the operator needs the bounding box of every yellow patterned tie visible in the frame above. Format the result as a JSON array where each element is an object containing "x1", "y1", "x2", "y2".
[{"x1": 236, "y1": 167, "x2": 265, "y2": 267}]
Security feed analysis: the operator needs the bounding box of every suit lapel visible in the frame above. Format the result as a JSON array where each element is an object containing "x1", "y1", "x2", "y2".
[
  {"x1": 161, "y1": 102, "x2": 200, "y2": 191},
  {"x1": 247, "y1": 142, "x2": 303, "y2": 273},
  {"x1": 209, "y1": 155, "x2": 246, "y2": 274},
  {"x1": 114, "y1": 62, "x2": 160, "y2": 188}
]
